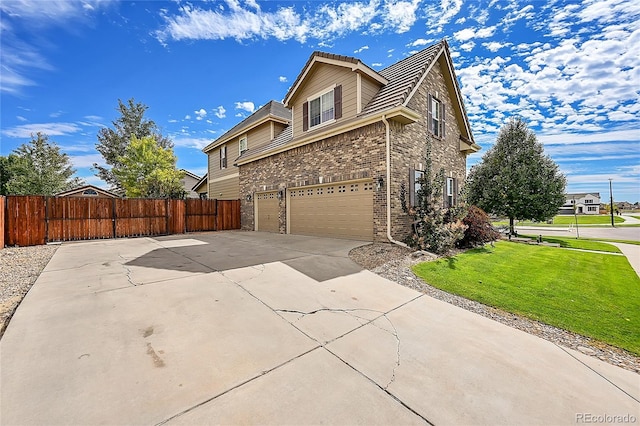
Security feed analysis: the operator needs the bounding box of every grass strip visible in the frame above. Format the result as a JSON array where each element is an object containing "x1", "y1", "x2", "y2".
[
  {"x1": 518, "y1": 235, "x2": 621, "y2": 253},
  {"x1": 412, "y1": 241, "x2": 640, "y2": 355}
]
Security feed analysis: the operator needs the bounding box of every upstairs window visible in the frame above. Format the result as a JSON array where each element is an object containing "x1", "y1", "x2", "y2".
[
  {"x1": 303, "y1": 85, "x2": 342, "y2": 131},
  {"x1": 428, "y1": 94, "x2": 445, "y2": 138},
  {"x1": 239, "y1": 136, "x2": 248, "y2": 155},
  {"x1": 585, "y1": 199, "x2": 593, "y2": 204},
  {"x1": 220, "y1": 145, "x2": 227, "y2": 169}
]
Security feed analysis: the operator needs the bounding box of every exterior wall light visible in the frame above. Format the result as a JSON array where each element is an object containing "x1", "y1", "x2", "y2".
[
  {"x1": 246, "y1": 193, "x2": 252, "y2": 202},
  {"x1": 377, "y1": 176, "x2": 384, "y2": 191},
  {"x1": 277, "y1": 190, "x2": 284, "y2": 200}
]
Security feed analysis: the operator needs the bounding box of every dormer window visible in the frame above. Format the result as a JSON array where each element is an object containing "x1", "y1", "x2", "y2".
[{"x1": 303, "y1": 85, "x2": 342, "y2": 131}]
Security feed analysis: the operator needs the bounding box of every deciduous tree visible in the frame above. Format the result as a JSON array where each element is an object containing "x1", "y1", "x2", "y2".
[
  {"x1": 466, "y1": 117, "x2": 566, "y2": 235},
  {"x1": 112, "y1": 135, "x2": 186, "y2": 199},
  {"x1": 94, "y1": 98, "x2": 172, "y2": 193}
]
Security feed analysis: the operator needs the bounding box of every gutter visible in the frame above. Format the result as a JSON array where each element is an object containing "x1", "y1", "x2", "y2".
[{"x1": 382, "y1": 115, "x2": 410, "y2": 249}]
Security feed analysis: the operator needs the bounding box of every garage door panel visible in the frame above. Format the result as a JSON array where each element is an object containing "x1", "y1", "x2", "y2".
[
  {"x1": 289, "y1": 181, "x2": 373, "y2": 241},
  {"x1": 256, "y1": 191, "x2": 279, "y2": 233}
]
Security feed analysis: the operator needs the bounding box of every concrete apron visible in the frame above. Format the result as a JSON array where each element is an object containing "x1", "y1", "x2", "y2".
[{"x1": 0, "y1": 232, "x2": 638, "y2": 425}]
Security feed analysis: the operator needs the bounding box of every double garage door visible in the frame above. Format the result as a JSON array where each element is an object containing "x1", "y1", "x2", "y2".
[
  {"x1": 289, "y1": 180, "x2": 373, "y2": 241},
  {"x1": 256, "y1": 181, "x2": 374, "y2": 240}
]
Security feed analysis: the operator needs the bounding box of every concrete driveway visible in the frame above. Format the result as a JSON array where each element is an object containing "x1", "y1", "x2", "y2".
[{"x1": 1, "y1": 231, "x2": 638, "y2": 425}]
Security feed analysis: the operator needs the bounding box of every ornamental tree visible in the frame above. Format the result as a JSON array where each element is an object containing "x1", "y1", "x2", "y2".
[
  {"x1": 112, "y1": 135, "x2": 186, "y2": 199},
  {"x1": 466, "y1": 117, "x2": 566, "y2": 235}
]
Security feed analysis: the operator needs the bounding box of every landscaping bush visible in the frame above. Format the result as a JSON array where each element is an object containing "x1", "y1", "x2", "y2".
[{"x1": 457, "y1": 205, "x2": 500, "y2": 248}]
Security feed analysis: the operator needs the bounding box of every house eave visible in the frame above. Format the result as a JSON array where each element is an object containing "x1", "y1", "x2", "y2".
[{"x1": 236, "y1": 106, "x2": 418, "y2": 166}]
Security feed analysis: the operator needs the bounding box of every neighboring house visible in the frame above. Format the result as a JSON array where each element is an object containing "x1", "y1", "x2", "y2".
[
  {"x1": 203, "y1": 39, "x2": 479, "y2": 242},
  {"x1": 559, "y1": 193, "x2": 601, "y2": 215},
  {"x1": 180, "y1": 169, "x2": 202, "y2": 199},
  {"x1": 192, "y1": 174, "x2": 208, "y2": 199},
  {"x1": 54, "y1": 184, "x2": 119, "y2": 198}
]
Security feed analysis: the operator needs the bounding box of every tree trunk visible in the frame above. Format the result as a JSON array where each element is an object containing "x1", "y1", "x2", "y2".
[{"x1": 509, "y1": 217, "x2": 515, "y2": 236}]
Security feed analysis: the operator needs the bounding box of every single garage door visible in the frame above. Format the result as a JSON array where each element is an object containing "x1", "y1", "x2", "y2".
[
  {"x1": 289, "y1": 180, "x2": 373, "y2": 241},
  {"x1": 256, "y1": 191, "x2": 279, "y2": 232}
]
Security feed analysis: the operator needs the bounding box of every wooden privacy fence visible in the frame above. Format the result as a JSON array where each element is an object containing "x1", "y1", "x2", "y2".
[{"x1": 3, "y1": 196, "x2": 241, "y2": 247}]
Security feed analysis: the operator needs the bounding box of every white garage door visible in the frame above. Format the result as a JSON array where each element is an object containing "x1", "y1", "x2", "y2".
[{"x1": 288, "y1": 180, "x2": 373, "y2": 241}]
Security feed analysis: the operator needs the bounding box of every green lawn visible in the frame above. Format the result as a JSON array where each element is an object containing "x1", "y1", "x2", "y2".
[
  {"x1": 631, "y1": 215, "x2": 640, "y2": 220},
  {"x1": 412, "y1": 242, "x2": 640, "y2": 354},
  {"x1": 518, "y1": 235, "x2": 621, "y2": 253}
]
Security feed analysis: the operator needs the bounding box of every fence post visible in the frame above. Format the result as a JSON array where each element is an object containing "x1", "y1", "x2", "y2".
[
  {"x1": 165, "y1": 198, "x2": 169, "y2": 235},
  {"x1": 44, "y1": 196, "x2": 50, "y2": 243},
  {"x1": 112, "y1": 197, "x2": 117, "y2": 238}
]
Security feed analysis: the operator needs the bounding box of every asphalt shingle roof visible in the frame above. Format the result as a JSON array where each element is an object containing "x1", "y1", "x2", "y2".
[{"x1": 203, "y1": 100, "x2": 291, "y2": 152}]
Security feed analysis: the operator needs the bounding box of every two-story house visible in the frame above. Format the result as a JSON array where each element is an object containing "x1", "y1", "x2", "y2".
[
  {"x1": 204, "y1": 39, "x2": 479, "y2": 242},
  {"x1": 559, "y1": 193, "x2": 601, "y2": 215}
]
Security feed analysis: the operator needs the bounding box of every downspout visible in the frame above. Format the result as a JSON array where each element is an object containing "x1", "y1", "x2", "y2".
[{"x1": 382, "y1": 115, "x2": 410, "y2": 249}]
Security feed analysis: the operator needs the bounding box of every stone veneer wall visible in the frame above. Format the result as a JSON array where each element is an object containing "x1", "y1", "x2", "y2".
[
  {"x1": 239, "y1": 122, "x2": 389, "y2": 241},
  {"x1": 388, "y1": 58, "x2": 469, "y2": 242}
]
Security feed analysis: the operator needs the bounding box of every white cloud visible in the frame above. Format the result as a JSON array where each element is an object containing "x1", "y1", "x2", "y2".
[
  {"x1": 184, "y1": 114, "x2": 192, "y2": 120},
  {"x1": 354, "y1": 45, "x2": 369, "y2": 53},
  {"x1": 372, "y1": 62, "x2": 383, "y2": 67},
  {"x1": 172, "y1": 137, "x2": 211, "y2": 150},
  {"x1": 382, "y1": 0, "x2": 420, "y2": 33},
  {"x1": 156, "y1": 0, "x2": 426, "y2": 45},
  {"x1": 214, "y1": 105, "x2": 226, "y2": 118},
  {"x1": 407, "y1": 38, "x2": 430, "y2": 47},
  {"x1": 0, "y1": 0, "x2": 114, "y2": 23},
  {"x1": 235, "y1": 101, "x2": 255, "y2": 113},
  {"x1": 482, "y1": 41, "x2": 509, "y2": 52},
  {"x1": 279, "y1": 76, "x2": 288, "y2": 82},
  {"x1": 16, "y1": 115, "x2": 27, "y2": 122},
  {"x1": 1, "y1": 122, "x2": 81, "y2": 138},
  {"x1": 69, "y1": 154, "x2": 104, "y2": 168},
  {"x1": 194, "y1": 108, "x2": 207, "y2": 120},
  {"x1": 168, "y1": 119, "x2": 178, "y2": 123}
]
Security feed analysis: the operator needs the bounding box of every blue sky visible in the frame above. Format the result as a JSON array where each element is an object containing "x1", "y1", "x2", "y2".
[{"x1": 1, "y1": 0, "x2": 638, "y2": 202}]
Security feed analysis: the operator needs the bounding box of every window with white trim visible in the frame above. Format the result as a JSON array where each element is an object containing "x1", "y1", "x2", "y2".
[
  {"x1": 219, "y1": 145, "x2": 227, "y2": 169},
  {"x1": 587, "y1": 206, "x2": 597, "y2": 212},
  {"x1": 428, "y1": 94, "x2": 445, "y2": 138},
  {"x1": 446, "y1": 177, "x2": 454, "y2": 208},
  {"x1": 408, "y1": 169, "x2": 424, "y2": 207},
  {"x1": 239, "y1": 136, "x2": 247, "y2": 155},
  {"x1": 309, "y1": 90, "x2": 334, "y2": 128}
]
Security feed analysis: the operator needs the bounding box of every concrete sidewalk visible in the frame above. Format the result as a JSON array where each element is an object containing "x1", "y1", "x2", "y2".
[{"x1": 1, "y1": 232, "x2": 638, "y2": 425}]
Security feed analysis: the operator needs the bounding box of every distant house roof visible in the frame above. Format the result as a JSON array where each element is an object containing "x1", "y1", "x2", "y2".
[
  {"x1": 192, "y1": 173, "x2": 208, "y2": 192},
  {"x1": 180, "y1": 169, "x2": 201, "y2": 181},
  {"x1": 202, "y1": 101, "x2": 291, "y2": 153},
  {"x1": 566, "y1": 192, "x2": 601, "y2": 199},
  {"x1": 55, "y1": 184, "x2": 119, "y2": 198}
]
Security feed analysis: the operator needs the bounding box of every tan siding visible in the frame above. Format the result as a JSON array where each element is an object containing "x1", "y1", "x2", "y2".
[
  {"x1": 209, "y1": 175, "x2": 240, "y2": 200},
  {"x1": 208, "y1": 139, "x2": 240, "y2": 182},
  {"x1": 361, "y1": 76, "x2": 381, "y2": 111},
  {"x1": 273, "y1": 122, "x2": 287, "y2": 139},
  {"x1": 291, "y1": 64, "x2": 357, "y2": 137},
  {"x1": 248, "y1": 122, "x2": 272, "y2": 150}
]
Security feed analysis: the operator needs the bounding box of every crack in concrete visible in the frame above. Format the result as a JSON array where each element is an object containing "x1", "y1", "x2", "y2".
[{"x1": 118, "y1": 255, "x2": 137, "y2": 286}]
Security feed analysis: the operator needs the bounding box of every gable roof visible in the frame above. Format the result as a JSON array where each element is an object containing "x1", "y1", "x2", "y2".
[
  {"x1": 202, "y1": 100, "x2": 291, "y2": 153},
  {"x1": 237, "y1": 39, "x2": 478, "y2": 164},
  {"x1": 180, "y1": 169, "x2": 201, "y2": 181},
  {"x1": 283, "y1": 51, "x2": 388, "y2": 107},
  {"x1": 192, "y1": 173, "x2": 208, "y2": 192},
  {"x1": 54, "y1": 184, "x2": 120, "y2": 198}
]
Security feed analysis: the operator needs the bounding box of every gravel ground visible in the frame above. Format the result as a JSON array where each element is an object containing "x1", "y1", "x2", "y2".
[
  {"x1": 0, "y1": 244, "x2": 58, "y2": 338},
  {"x1": 350, "y1": 243, "x2": 640, "y2": 375}
]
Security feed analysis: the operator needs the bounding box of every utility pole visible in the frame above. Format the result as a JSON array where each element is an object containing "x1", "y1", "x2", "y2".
[
  {"x1": 609, "y1": 178, "x2": 615, "y2": 227},
  {"x1": 573, "y1": 195, "x2": 579, "y2": 239}
]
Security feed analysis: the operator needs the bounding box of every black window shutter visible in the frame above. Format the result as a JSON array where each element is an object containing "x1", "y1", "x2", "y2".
[
  {"x1": 427, "y1": 94, "x2": 433, "y2": 133},
  {"x1": 303, "y1": 102, "x2": 309, "y2": 131},
  {"x1": 409, "y1": 168, "x2": 416, "y2": 207},
  {"x1": 334, "y1": 85, "x2": 342, "y2": 119},
  {"x1": 440, "y1": 102, "x2": 446, "y2": 138}
]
